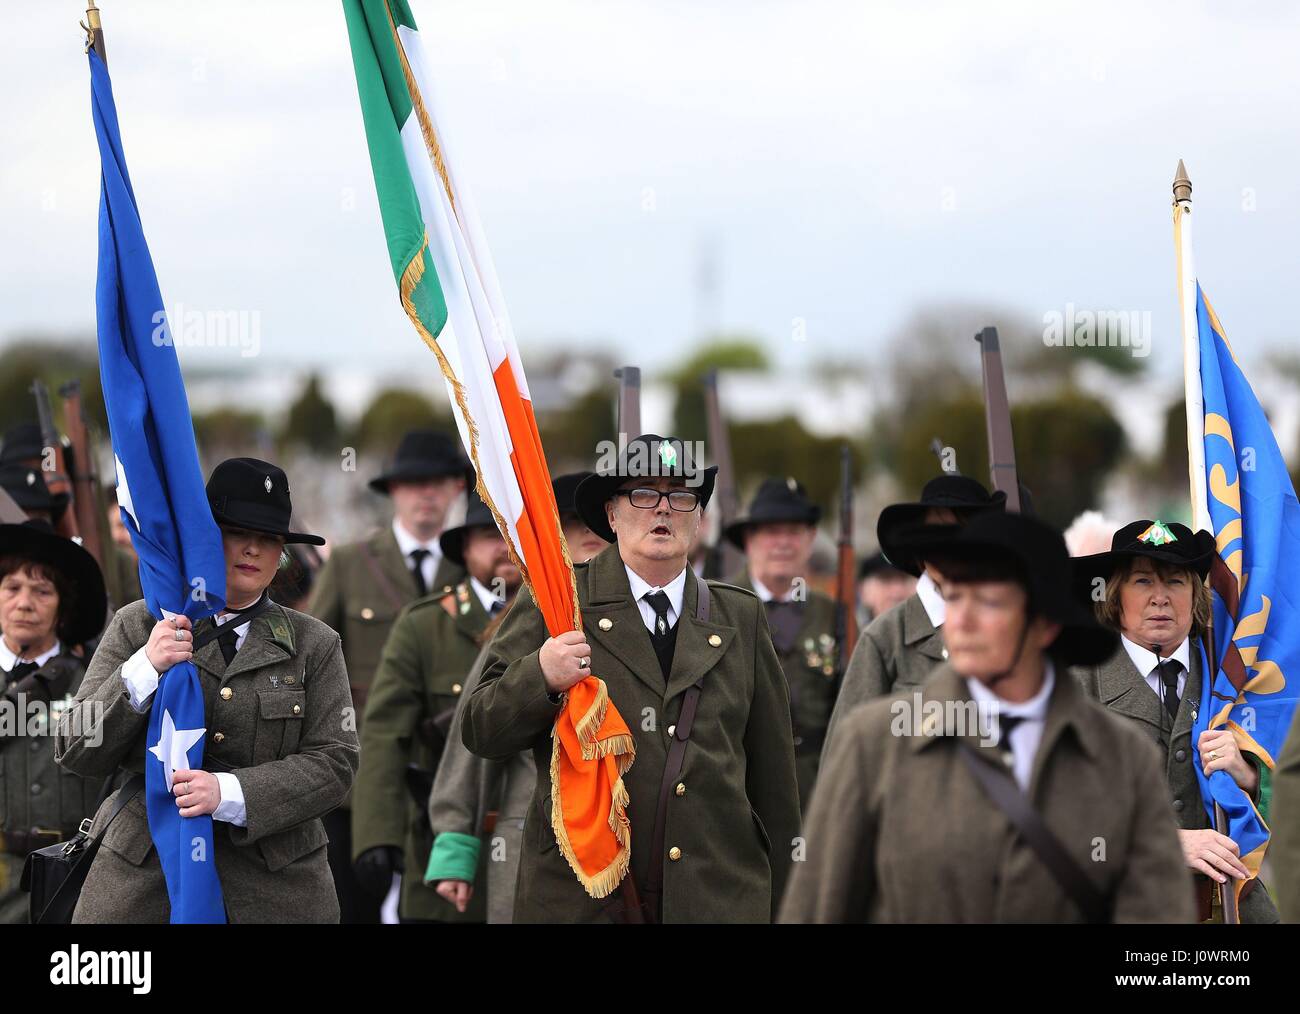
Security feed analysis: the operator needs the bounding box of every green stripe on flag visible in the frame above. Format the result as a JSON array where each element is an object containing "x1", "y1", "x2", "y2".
[{"x1": 342, "y1": 0, "x2": 448, "y2": 337}]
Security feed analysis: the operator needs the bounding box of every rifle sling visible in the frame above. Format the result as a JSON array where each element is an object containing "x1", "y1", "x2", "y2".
[
  {"x1": 636, "y1": 576, "x2": 711, "y2": 924},
  {"x1": 958, "y1": 743, "x2": 1110, "y2": 923}
]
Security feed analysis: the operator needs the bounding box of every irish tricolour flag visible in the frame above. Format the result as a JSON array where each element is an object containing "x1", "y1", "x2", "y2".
[{"x1": 343, "y1": 0, "x2": 635, "y2": 899}]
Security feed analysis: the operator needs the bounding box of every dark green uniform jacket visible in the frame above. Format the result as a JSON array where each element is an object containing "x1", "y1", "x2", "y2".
[
  {"x1": 463, "y1": 546, "x2": 801, "y2": 924},
  {"x1": 1272, "y1": 708, "x2": 1300, "y2": 922},
  {"x1": 1073, "y1": 643, "x2": 1279, "y2": 923},
  {"x1": 781, "y1": 664, "x2": 1196, "y2": 923},
  {"x1": 352, "y1": 580, "x2": 491, "y2": 921},
  {"x1": 307, "y1": 526, "x2": 465, "y2": 702},
  {"x1": 823, "y1": 591, "x2": 946, "y2": 765},
  {"x1": 55, "y1": 600, "x2": 359, "y2": 923},
  {"x1": 0, "y1": 650, "x2": 101, "y2": 922},
  {"x1": 730, "y1": 568, "x2": 838, "y2": 810}
]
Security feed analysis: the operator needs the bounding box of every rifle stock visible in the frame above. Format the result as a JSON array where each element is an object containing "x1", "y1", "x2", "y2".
[
  {"x1": 701, "y1": 370, "x2": 743, "y2": 579},
  {"x1": 974, "y1": 327, "x2": 1021, "y2": 512},
  {"x1": 30, "y1": 380, "x2": 81, "y2": 541},
  {"x1": 613, "y1": 366, "x2": 641, "y2": 450},
  {"x1": 835, "y1": 444, "x2": 858, "y2": 673},
  {"x1": 59, "y1": 380, "x2": 105, "y2": 567}
]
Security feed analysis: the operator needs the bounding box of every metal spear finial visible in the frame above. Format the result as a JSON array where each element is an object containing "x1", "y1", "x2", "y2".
[{"x1": 1173, "y1": 159, "x2": 1192, "y2": 204}]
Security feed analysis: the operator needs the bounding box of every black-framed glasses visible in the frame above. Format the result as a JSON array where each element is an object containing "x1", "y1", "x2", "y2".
[{"x1": 615, "y1": 487, "x2": 700, "y2": 512}]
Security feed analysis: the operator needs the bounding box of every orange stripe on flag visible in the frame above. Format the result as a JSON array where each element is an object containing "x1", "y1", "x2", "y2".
[{"x1": 490, "y1": 360, "x2": 635, "y2": 897}]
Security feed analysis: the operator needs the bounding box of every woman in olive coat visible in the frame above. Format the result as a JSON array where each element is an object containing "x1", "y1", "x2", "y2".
[
  {"x1": 56, "y1": 458, "x2": 358, "y2": 923},
  {"x1": 782, "y1": 513, "x2": 1195, "y2": 923},
  {"x1": 1073, "y1": 519, "x2": 1278, "y2": 923}
]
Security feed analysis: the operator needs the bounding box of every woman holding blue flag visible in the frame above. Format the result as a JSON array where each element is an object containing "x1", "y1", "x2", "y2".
[
  {"x1": 56, "y1": 458, "x2": 359, "y2": 923},
  {"x1": 1073, "y1": 519, "x2": 1278, "y2": 923}
]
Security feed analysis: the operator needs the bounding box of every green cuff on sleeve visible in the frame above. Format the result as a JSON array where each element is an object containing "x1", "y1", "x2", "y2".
[{"x1": 424, "y1": 831, "x2": 481, "y2": 885}]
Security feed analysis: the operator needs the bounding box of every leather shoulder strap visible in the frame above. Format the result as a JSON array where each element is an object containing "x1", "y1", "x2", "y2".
[
  {"x1": 695, "y1": 576, "x2": 711, "y2": 623},
  {"x1": 192, "y1": 595, "x2": 274, "y2": 651},
  {"x1": 639, "y1": 574, "x2": 713, "y2": 921},
  {"x1": 958, "y1": 745, "x2": 1110, "y2": 923}
]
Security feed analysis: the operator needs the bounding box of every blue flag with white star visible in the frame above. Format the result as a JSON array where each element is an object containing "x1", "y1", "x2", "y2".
[{"x1": 89, "y1": 49, "x2": 227, "y2": 923}]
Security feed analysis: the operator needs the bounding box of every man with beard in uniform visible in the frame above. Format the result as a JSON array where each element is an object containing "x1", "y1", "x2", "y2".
[
  {"x1": 307, "y1": 429, "x2": 470, "y2": 921},
  {"x1": 352, "y1": 489, "x2": 522, "y2": 922}
]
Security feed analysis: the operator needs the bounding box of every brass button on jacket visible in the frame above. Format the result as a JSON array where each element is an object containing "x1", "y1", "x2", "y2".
[
  {"x1": 668, "y1": 847, "x2": 682, "y2": 861},
  {"x1": 675, "y1": 783, "x2": 685, "y2": 797},
  {"x1": 213, "y1": 732, "x2": 226, "y2": 744},
  {"x1": 220, "y1": 687, "x2": 234, "y2": 701}
]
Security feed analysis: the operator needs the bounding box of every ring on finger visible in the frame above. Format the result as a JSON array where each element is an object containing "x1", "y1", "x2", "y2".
[
  {"x1": 174, "y1": 628, "x2": 185, "y2": 641},
  {"x1": 1208, "y1": 749, "x2": 1219, "y2": 761},
  {"x1": 578, "y1": 657, "x2": 590, "y2": 670}
]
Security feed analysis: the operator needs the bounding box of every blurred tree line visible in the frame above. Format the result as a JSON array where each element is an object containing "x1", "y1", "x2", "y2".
[{"x1": 4, "y1": 304, "x2": 1298, "y2": 535}]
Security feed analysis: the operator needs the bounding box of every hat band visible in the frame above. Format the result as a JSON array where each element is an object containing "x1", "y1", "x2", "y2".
[{"x1": 211, "y1": 497, "x2": 291, "y2": 535}]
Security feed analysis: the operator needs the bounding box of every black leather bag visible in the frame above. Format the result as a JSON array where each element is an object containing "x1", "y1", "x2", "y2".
[{"x1": 21, "y1": 773, "x2": 143, "y2": 925}]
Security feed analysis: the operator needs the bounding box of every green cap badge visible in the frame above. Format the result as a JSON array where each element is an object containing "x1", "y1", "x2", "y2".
[
  {"x1": 1137, "y1": 520, "x2": 1178, "y2": 546},
  {"x1": 658, "y1": 441, "x2": 678, "y2": 468}
]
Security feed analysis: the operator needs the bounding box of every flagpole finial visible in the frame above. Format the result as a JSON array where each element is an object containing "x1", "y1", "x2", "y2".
[
  {"x1": 1173, "y1": 159, "x2": 1192, "y2": 205},
  {"x1": 81, "y1": 0, "x2": 107, "y2": 62}
]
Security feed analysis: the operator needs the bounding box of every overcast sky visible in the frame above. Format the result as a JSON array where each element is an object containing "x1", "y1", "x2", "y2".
[{"x1": 3, "y1": 0, "x2": 1298, "y2": 389}]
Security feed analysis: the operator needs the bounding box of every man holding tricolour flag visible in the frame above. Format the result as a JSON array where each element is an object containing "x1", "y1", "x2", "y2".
[{"x1": 342, "y1": 0, "x2": 800, "y2": 920}]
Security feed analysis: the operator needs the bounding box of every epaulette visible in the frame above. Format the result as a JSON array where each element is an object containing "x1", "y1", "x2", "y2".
[
  {"x1": 706, "y1": 578, "x2": 758, "y2": 601},
  {"x1": 266, "y1": 610, "x2": 296, "y2": 654}
]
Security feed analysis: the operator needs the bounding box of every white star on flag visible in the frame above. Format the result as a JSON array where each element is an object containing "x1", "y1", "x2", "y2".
[
  {"x1": 114, "y1": 454, "x2": 139, "y2": 531},
  {"x1": 149, "y1": 709, "x2": 205, "y2": 792}
]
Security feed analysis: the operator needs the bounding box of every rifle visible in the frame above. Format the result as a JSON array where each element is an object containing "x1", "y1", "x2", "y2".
[
  {"x1": 700, "y1": 369, "x2": 743, "y2": 579},
  {"x1": 30, "y1": 380, "x2": 81, "y2": 541},
  {"x1": 59, "y1": 380, "x2": 105, "y2": 567},
  {"x1": 613, "y1": 365, "x2": 641, "y2": 450},
  {"x1": 834, "y1": 444, "x2": 858, "y2": 674},
  {"x1": 974, "y1": 327, "x2": 1021, "y2": 512}
]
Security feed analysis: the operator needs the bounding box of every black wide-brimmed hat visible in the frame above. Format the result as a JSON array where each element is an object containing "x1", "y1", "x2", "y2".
[
  {"x1": 896, "y1": 513, "x2": 1118, "y2": 666},
  {"x1": 0, "y1": 463, "x2": 60, "y2": 519},
  {"x1": 553, "y1": 471, "x2": 593, "y2": 519},
  {"x1": 0, "y1": 521, "x2": 108, "y2": 647},
  {"x1": 877, "y1": 474, "x2": 1007, "y2": 577},
  {"x1": 724, "y1": 476, "x2": 822, "y2": 550},
  {"x1": 0, "y1": 422, "x2": 45, "y2": 466},
  {"x1": 575, "y1": 435, "x2": 718, "y2": 544},
  {"x1": 1073, "y1": 519, "x2": 1215, "y2": 590},
  {"x1": 206, "y1": 458, "x2": 325, "y2": 546},
  {"x1": 368, "y1": 429, "x2": 473, "y2": 494},
  {"x1": 439, "y1": 488, "x2": 498, "y2": 567},
  {"x1": 859, "y1": 551, "x2": 909, "y2": 581}
]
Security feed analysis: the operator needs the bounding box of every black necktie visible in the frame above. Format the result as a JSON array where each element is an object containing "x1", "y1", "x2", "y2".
[
  {"x1": 1156, "y1": 660, "x2": 1182, "y2": 721},
  {"x1": 644, "y1": 591, "x2": 672, "y2": 640},
  {"x1": 764, "y1": 599, "x2": 803, "y2": 655},
  {"x1": 5, "y1": 660, "x2": 39, "y2": 687},
  {"x1": 217, "y1": 626, "x2": 239, "y2": 666},
  {"x1": 409, "y1": 549, "x2": 431, "y2": 597},
  {"x1": 996, "y1": 714, "x2": 1025, "y2": 758},
  {"x1": 489, "y1": 598, "x2": 505, "y2": 616}
]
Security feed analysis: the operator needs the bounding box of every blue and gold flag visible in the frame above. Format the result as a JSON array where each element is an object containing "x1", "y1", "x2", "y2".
[{"x1": 1191, "y1": 282, "x2": 1300, "y2": 887}]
